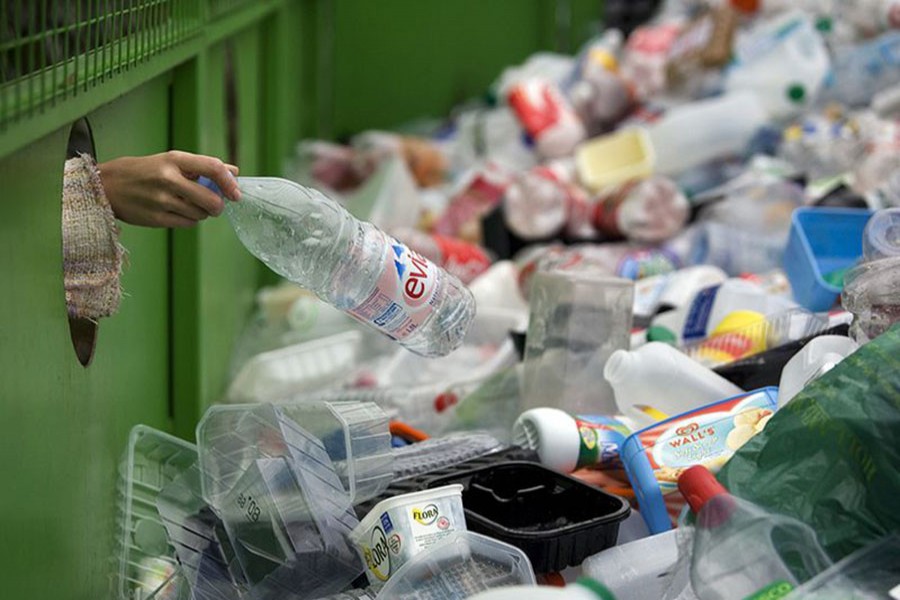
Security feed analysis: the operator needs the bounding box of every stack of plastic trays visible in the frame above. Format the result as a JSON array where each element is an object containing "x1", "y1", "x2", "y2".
[
  {"x1": 374, "y1": 531, "x2": 536, "y2": 599},
  {"x1": 156, "y1": 463, "x2": 246, "y2": 600},
  {"x1": 197, "y1": 403, "x2": 392, "y2": 599},
  {"x1": 391, "y1": 432, "x2": 504, "y2": 481},
  {"x1": 114, "y1": 426, "x2": 197, "y2": 600},
  {"x1": 226, "y1": 330, "x2": 363, "y2": 403},
  {"x1": 680, "y1": 308, "x2": 829, "y2": 368}
]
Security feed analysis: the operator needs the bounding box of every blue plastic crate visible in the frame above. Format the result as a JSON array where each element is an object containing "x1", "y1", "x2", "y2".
[{"x1": 783, "y1": 208, "x2": 872, "y2": 311}]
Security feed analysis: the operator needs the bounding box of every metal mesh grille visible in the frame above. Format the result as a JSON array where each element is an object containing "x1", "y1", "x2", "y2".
[
  {"x1": 0, "y1": 1, "x2": 202, "y2": 130},
  {"x1": 209, "y1": 0, "x2": 257, "y2": 18}
]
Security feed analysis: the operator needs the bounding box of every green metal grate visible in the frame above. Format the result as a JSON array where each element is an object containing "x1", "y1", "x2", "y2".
[
  {"x1": 209, "y1": 0, "x2": 258, "y2": 18},
  {"x1": 0, "y1": 0, "x2": 203, "y2": 130}
]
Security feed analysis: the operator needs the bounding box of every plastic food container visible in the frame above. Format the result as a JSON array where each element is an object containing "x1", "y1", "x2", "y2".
[
  {"x1": 226, "y1": 330, "x2": 363, "y2": 403},
  {"x1": 115, "y1": 426, "x2": 197, "y2": 600},
  {"x1": 783, "y1": 208, "x2": 872, "y2": 311},
  {"x1": 575, "y1": 128, "x2": 655, "y2": 192},
  {"x1": 351, "y1": 485, "x2": 467, "y2": 585},
  {"x1": 197, "y1": 401, "x2": 392, "y2": 507},
  {"x1": 428, "y1": 462, "x2": 631, "y2": 573},
  {"x1": 621, "y1": 387, "x2": 779, "y2": 534},
  {"x1": 374, "y1": 531, "x2": 536, "y2": 599}
]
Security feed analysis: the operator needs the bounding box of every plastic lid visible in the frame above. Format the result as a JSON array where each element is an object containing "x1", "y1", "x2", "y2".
[
  {"x1": 677, "y1": 465, "x2": 728, "y2": 514},
  {"x1": 512, "y1": 408, "x2": 580, "y2": 472},
  {"x1": 646, "y1": 325, "x2": 677, "y2": 344},
  {"x1": 787, "y1": 83, "x2": 807, "y2": 104},
  {"x1": 863, "y1": 208, "x2": 900, "y2": 262}
]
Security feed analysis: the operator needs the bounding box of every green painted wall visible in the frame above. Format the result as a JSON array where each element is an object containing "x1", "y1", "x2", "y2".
[{"x1": 0, "y1": 77, "x2": 173, "y2": 599}]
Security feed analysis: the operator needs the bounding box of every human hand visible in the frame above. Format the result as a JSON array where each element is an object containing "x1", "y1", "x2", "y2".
[{"x1": 98, "y1": 150, "x2": 242, "y2": 228}]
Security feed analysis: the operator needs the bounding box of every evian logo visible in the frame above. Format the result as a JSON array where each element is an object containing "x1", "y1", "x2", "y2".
[
  {"x1": 391, "y1": 243, "x2": 434, "y2": 308},
  {"x1": 412, "y1": 504, "x2": 440, "y2": 526}
]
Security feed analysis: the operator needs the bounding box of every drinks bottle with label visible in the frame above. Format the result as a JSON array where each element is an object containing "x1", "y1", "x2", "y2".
[
  {"x1": 390, "y1": 227, "x2": 493, "y2": 285},
  {"x1": 678, "y1": 466, "x2": 832, "y2": 600},
  {"x1": 592, "y1": 176, "x2": 690, "y2": 243},
  {"x1": 199, "y1": 176, "x2": 476, "y2": 357}
]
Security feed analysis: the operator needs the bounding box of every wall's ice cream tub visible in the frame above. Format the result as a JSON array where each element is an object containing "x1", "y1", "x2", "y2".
[{"x1": 351, "y1": 484, "x2": 466, "y2": 585}]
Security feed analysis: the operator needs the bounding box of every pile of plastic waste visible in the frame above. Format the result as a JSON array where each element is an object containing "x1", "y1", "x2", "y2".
[{"x1": 115, "y1": 0, "x2": 900, "y2": 598}]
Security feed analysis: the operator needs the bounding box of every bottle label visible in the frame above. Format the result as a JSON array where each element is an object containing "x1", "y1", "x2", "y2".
[
  {"x1": 507, "y1": 80, "x2": 569, "y2": 138},
  {"x1": 616, "y1": 248, "x2": 681, "y2": 280},
  {"x1": 593, "y1": 181, "x2": 639, "y2": 238},
  {"x1": 743, "y1": 580, "x2": 794, "y2": 600},
  {"x1": 574, "y1": 416, "x2": 632, "y2": 470},
  {"x1": 430, "y1": 234, "x2": 492, "y2": 284},
  {"x1": 682, "y1": 284, "x2": 721, "y2": 341},
  {"x1": 348, "y1": 233, "x2": 442, "y2": 341}
]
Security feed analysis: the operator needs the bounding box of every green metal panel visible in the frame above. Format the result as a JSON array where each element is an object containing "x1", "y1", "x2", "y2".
[
  {"x1": 171, "y1": 34, "x2": 265, "y2": 439},
  {"x1": 0, "y1": 77, "x2": 172, "y2": 599}
]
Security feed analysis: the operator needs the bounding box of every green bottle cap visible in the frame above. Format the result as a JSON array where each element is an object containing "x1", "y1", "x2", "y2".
[
  {"x1": 646, "y1": 326, "x2": 677, "y2": 344},
  {"x1": 576, "y1": 578, "x2": 618, "y2": 600},
  {"x1": 787, "y1": 83, "x2": 807, "y2": 104},
  {"x1": 816, "y1": 16, "x2": 833, "y2": 33}
]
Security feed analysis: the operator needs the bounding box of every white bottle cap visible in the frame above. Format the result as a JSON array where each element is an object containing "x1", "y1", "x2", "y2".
[{"x1": 512, "y1": 408, "x2": 580, "y2": 473}]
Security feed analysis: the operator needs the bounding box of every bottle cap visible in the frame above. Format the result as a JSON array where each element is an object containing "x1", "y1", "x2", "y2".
[
  {"x1": 196, "y1": 176, "x2": 222, "y2": 196},
  {"x1": 512, "y1": 408, "x2": 580, "y2": 473},
  {"x1": 646, "y1": 325, "x2": 677, "y2": 344},
  {"x1": 787, "y1": 83, "x2": 807, "y2": 104},
  {"x1": 678, "y1": 465, "x2": 728, "y2": 514},
  {"x1": 729, "y1": 0, "x2": 760, "y2": 14}
]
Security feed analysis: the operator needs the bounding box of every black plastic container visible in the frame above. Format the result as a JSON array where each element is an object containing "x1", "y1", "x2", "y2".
[{"x1": 428, "y1": 462, "x2": 631, "y2": 574}]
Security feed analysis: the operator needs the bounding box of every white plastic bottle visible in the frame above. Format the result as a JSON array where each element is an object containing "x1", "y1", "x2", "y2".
[
  {"x1": 649, "y1": 278, "x2": 797, "y2": 345},
  {"x1": 632, "y1": 265, "x2": 728, "y2": 321},
  {"x1": 468, "y1": 579, "x2": 617, "y2": 600},
  {"x1": 603, "y1": 342, "x2": 744, "y2": 426},
  {"x1": 199, "y1": 176, "x2": 476, "y2": 357},
  {"x1": 777, "y1": 336, "x2": 858, "y2": 407},
  {"x1": 512, "y1": 408, "x2": 631, "y2": 472},
  {"x1": 645, "y1": 91, "x2": 768, "y2": 176}
]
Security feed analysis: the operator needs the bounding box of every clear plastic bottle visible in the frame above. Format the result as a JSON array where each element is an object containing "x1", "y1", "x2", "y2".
[
  {"x1": 842, "y1": 208, "x2": 900, "y2": 343},
  {"x1": 199, "y1": 176, "x2": 476, "y2": 357},
  {"x1": 822, "y1": 32, "x2": 900, "y2": 108},
  {"x1": 678, "y1": 466, "x2": 832, "y2": 600},
  {"x1": 502, "y1": 165, "x2": 594, "y2": 241},
  {"x1": 390, "y1": 227, "x2": 493, "y2": 285},
  {"x1": 592, "y1": 176, "x2": 690, "y2": 243}
]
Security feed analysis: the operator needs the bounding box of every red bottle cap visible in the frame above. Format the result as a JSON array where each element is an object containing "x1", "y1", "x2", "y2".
[
  {"x1": 678, "y1": 465, "x2": 729, "y2": 514},
  {"x1": 729, "y1": 0, "x2": 760, "y2": 13}
]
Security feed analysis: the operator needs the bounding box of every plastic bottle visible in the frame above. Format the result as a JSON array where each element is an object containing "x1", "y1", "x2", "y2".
[
  {"x1": 391, "y1": 227, "x2": 492, "y2": 285},
  {"x1": 604, "y1": 342, "x2": 744, "y2": 426},
  {"x1": 592, "y1": 176, "x2": 690, "y2": 243},
  {"x1": 678, "y1": 466, "x2": 832, "y2": 600},
  {"x1": 512, "y1": 408, "x2": 631, "y2": 473},
  {"x1": 502, "y1": 165, "x2": 593, "y2": 241},
  {"x1": 582, "y1": 530, "x2": 680, "y2": 600},
  {"x1": 649, "y1": 279, "x2": 797, "y2": 345},
  {"x1": 467, "y1": 579, "x2": 617, "y2": 600},
  {"x1": 632, "y1": 265, "x2": 728, "y2": 322},
  {"x1": 724, "y1": 10, "x2": 830, "y2": 119},
  {"x1": 506, "y1": 78, "x2": 587, "y2": 159},
  {"x1": 198, "y1": 176, "x2": 476, "y2": 357},
  {"x1": 646, "y1": 92, "x2": 768, "y2": 176},
  {"x1": 822, "y1": 32, "x2": 900, "y2": 108},
  {"x1": 841, "y1": 208, "x2": 900, "y2": 343},
  {"x1": 777, "y1": 335, "x2": 858, "y2": 407}
]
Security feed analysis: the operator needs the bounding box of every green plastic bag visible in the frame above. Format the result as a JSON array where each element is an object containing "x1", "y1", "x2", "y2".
[{"x1": 718, "y1": 323, "x2": 900, "y2": 561}]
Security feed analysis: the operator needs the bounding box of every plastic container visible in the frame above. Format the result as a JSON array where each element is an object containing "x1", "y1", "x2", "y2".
[
  {"x1": 197, "y1": 401, "x2": 392, "y2": 510},
  {"x1": 115, "y1": 426, "x2": 198, "y2": 600},
  {"x1": 374, "y1": 531, "x2": 537, "y2": 599},
  {"x1": 523, "y1": 271, "x2": 634, "y2": 416},
  {"x1": 350, "y1": 485, "x2": 467, "y2": 585},
  {"x1": 777, "y1": 335, "x2": 858, "y2": 407},
  {"x1": 226, "y1": 330, "x2": 362, "y2": 403},
  {"x1": 783, "y1": 208, "x2": 873, "y2": 311},
  {"x1": 574, "y1": 128, "x2": 656, "y2": 192},
  {"x1": 621, "y1": 388, "x2": 779, "y2": 534},
  {"x1": 512, "y1": 408, "x2": 632, "y2": 472},
  {"x1": 391, "y1": 433, "x2": 505, "y2": 481},
  {"x1": 680, "y1": 307, "x2": 830, "y2": 369},
  {"x1": 428, "y1": 462, "x2": 631, "y2": 573},
  {"x1": 604, "y1": 342, "x2": 744, "y2": 427},
  {"x1": 582, "y1": 530, "x2": 680, "y2": 600}
]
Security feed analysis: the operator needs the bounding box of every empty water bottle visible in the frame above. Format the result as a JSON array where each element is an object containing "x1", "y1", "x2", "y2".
[{"x1": 199, "y1": 176, "x2": 476, "y2": 357}]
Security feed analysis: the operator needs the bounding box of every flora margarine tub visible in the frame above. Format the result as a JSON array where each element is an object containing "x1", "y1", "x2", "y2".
[{"x1": 351, "y1": 484, "x2": 467, "y2": 585}]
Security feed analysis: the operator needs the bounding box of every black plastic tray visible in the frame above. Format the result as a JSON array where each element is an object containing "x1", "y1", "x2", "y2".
[{"x1": 427, "y1": 461, "x2": 631, "y2": 574}]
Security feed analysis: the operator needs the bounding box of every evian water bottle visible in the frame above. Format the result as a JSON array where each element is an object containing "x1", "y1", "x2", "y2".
[{"x1": 199, "y1": 176, "x2": 476, "y2": 357}]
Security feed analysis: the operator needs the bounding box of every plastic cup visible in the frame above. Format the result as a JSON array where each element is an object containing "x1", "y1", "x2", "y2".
[{"x1": 523, "y1": 271, "x2": 634, "y2": 415}]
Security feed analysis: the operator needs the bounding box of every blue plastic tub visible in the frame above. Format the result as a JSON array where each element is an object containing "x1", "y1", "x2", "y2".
[{"x1": 783, "y1": 208, "x2": 872, "y2": 312}]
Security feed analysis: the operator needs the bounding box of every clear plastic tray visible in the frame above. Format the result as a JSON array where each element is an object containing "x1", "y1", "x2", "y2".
[
  {"x1": 114, "y1": 425, "x2": 197, "y2": 600},
  {"x1": 226, "y1": 330, "x2": 363, "y2": 403},
  {"x1": 374, "y1": 531, "x2": 536, "y2": 599},
  {"x1": 681, "y1": 308, "x2": 829, "y2": 368}
]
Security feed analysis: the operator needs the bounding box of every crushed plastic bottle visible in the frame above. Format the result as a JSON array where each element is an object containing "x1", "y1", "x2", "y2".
[
  {"x1": 592, "y1": 176, "x2": 690, "y2": 243},
  {"x1": 199, "y1": 176, "x2": 476, "y2": 357}
]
